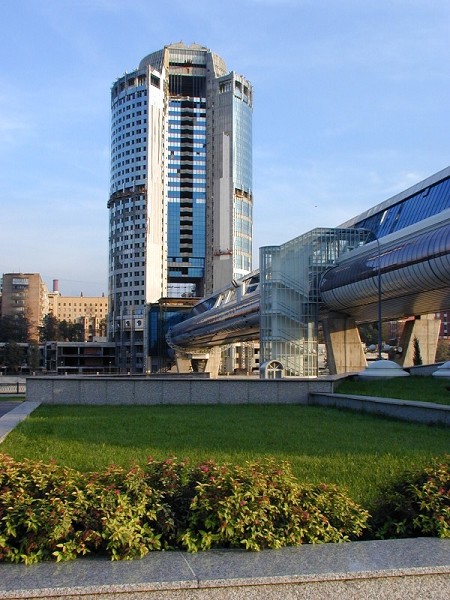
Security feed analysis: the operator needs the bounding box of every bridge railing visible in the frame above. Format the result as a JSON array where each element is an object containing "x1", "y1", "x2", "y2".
[{"x1": 0, "y1": 382, "x2": 26, "y2": 395}]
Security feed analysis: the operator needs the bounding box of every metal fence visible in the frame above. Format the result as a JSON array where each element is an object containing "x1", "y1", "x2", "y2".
[{"x1": 0, "y1": 382, "x2": 26, "y2": 395}]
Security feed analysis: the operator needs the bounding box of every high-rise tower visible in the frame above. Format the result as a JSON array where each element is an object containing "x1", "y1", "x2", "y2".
[{"x1": 108, "y1": 43, "x2": 253, "y2": 372}]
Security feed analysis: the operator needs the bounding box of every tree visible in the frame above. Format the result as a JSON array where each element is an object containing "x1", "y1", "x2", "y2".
[
  {"x1": 0, "y1": 315, "x2": 30, "y2": 343},
  {"x1": 28, "y1": 344, "x2": 41, "y2": 371},
  {"x1": 413, "y1": 336, "x2": 423, "y2": 366},
  {"x1": 40, "y1": 315, "x2": 84, "y2": 342},
  {"x1": 58, "y1": 320, "x2": 84, "y2": 342},
  {"x1": 358, "y1": 323, "x2": 378, "y2": 346},
  {"x1": 40, "y1": 314, "x2": 60, "y2": 342},
  {"x1": 98, "y1": 318, "x2": 107, "y2": 338},
  {"x1": 435, "y1": 339, "x2": 450, "y2": 363},
  {"x1": 72, "y1": 322, "x2": 84, "y2": 342},
  {"x1": 3, "y1": 342, "x2": 24, "y2": 373}
]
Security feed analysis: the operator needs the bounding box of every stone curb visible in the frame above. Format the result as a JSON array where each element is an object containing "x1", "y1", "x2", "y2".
[
  {"x1": 0, "y1": 538, "x2": 448, "y2": 599},
  {"x1": 0, "y1": 401, "x2": 41, "y2": 443}
]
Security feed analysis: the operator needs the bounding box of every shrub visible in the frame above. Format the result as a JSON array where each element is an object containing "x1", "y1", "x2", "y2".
[
  {"x1": 367, "y1": 455, "x2": 450, "y2": 539},
  {"x1": 0, "y1": 456, "x2": 173, "y2": 564},
  {"x1": 0, "y1": 453, "x2": 369, "y2": 563},
  {"x1": 142, "y1": 456, "x2": 195, "y2": 543},
  {"x1": 78, "y1": 464, "x2": 173, "y2": 560},
  {"x1": 0, "y1": 454, "x2": 87, "y2": 564},
  {"x1": 178, "y1": 459, "x2": 368, "y2": 551}
]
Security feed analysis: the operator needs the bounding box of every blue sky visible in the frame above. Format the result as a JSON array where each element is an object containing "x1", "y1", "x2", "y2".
[{"x1": 1, "y1": 0, "x2": 449, "y2": 296}]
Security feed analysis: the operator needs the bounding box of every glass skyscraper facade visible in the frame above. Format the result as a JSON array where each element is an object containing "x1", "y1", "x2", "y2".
[
  {"x1": 108, "y1": 43, "x2": 253, "y2": 372},
  {"x1": 167, "y1": 97, "x2": 207, "y2": 297}
]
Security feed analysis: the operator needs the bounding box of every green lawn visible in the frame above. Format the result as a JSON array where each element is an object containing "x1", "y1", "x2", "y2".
[
  {"x1": 1, "y1": 404, "x2": 448, "y2": 509},
  {"x1": 336, "y1": 375, "x2": 450, "y2": 405}
]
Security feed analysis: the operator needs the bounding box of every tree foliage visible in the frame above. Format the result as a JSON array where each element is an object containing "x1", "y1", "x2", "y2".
[
  {"x1": 2, "y1": 342, "x2": 25, "y2": 373},
  {"x1": 435, "y1": 339, "x2": 450, "y2": 363},
  {"x1": 40, "y1": 315, "x2": 84, "y2": 342},
  {"x1": 413, "y1": 336, "x2": 423, "y2": 366},
  {"x1": 0, "y1": 315, "x2": 30, "y2": 343},
  {"x1": 40, "y1": 314, "x2": 59, "y2": 342},
  {"x1": 358, "y1": 323, "x2": 378, "y2": 346},
  {"x1": 28, "y1": 344, "x2": 40, "y2": 371},
  {"x1": 59, "y1": 320, "x2": 84, "y2": 342}
]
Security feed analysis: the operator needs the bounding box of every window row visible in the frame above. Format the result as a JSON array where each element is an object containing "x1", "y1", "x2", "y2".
[
  {"x1": 112, "y1": 129, "x2": 147, "y2": 141},
  {"x1": 168, "y1": 168, "x2": 206, "y2": 175},
  {"x1": 112, "y1": 90, "x2": 148, "y2": 105},
  {"x1": 356, "y1": 178, "x2": 450, "y2": 238},
  {"x1": 168, "y1": 131, "x2": 206, "y2": 139}
]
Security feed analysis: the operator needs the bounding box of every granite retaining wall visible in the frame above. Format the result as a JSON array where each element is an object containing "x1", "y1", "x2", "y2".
[
  {"x1": 0, "y1": 538, "x2": 449, "y2": 599},
  {"x1": 26, "y1": 376, "x2": 450, "y2": 426},
  {"x1": 310, "y1": 392, "x2": 450, "y2": 425},
  {"x1": 26, "y1": 376, "x2": 339, "y2": 406}
]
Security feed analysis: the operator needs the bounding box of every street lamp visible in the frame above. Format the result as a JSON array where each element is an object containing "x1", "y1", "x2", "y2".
[
  {"x1": 374, "y1": 235, "x2": 382, "y2": 361},
  {"x1": 359, "y1": 229, "x2": 382, "y2": 360},
  {"x1": 356, "y1": 230, "x2": 409, "y2": 379}
]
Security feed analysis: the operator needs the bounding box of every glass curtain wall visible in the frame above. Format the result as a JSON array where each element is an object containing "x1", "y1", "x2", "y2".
[
  {"x1": 259, "y1": 228, "x2": 372, "y2": 376},
  {"x1": 167, "y1": 96, "x2": 207, "y2": 297},
  {"x1": 352, "y1": 177, "x2": 450, "y2": 238},
  {"x1": 232, "y1": 94, "x2": 253, "y2": 277}
]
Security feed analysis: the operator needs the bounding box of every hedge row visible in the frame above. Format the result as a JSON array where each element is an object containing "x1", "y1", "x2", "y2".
[
  {"x1": 0, "y1": 454, "x2": 367, "y2": 563},
  {"x1": 0, "y1": 454, "x2": 448, "y2": 564},
  {"x1": 367, "y1": 454, "x2": 449, "y2": 540}
]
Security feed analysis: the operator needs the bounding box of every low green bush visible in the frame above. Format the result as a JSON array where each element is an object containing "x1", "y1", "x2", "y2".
[
  {"x1": 178, "y1": 459, "x2": 368, "y2": 551},
  {"x1": 0, "y1": 454, "x2": 369, "y2": 563},
  {"x1": 0, "y1": 454, "x2": 84, "y2": 564},
  {"x1": 2, "y1": 453, "x2": 447, "y2": 564},
  {"x1": 367, "y1": 455, "x2": 450, "y2": 540},
  {"x1": 0, "y1": 456, "x2": 181, "y2": 564}
]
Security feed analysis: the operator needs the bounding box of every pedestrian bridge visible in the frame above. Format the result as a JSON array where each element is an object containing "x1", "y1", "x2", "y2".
[{"x1": 167, "y1": 209, "x2": 450, "y2": 376}]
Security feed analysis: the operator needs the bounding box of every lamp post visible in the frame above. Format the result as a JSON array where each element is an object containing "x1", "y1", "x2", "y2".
[
  {"x1": 359, "y1": 229, "x2": 382, "y2": 360},
  {"x1": 374, "y1": 236, "x2": 382, "y2": 361},
  {"x1": 357, "y1": 229, "x2": 410, "y2": 379}
]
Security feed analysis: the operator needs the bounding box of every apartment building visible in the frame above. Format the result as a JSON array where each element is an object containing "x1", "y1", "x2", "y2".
[{"x1": 0, "y1": 273, "x2": 49, "y2": 341}]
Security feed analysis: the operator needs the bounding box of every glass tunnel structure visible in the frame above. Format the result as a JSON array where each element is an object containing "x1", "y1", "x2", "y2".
[
  {"x1": 167, "y1": 166, "x2": 450, "y2": 377},
  {"x1": 167, "y1": 228, "x2": 374, "y2": 376},
  {"x1": 320, "y1": 210, "x2": 450, "y2": 323}
]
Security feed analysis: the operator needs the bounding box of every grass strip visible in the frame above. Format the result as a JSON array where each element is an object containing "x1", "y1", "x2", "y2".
[
  {"x1": 0, "y1": 396, "x2": 25, "y2": 402},
  {"x1": 336, "y1": 375, "x2": 450, "y2": 405},
  {"x1": 1, "y1": 404, "x2": 448, "y2": 508}
]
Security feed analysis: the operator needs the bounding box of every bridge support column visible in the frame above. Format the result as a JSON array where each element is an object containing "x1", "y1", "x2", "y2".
[
  {"x1": 396, "y1": 315, "x2": 441, "y2": 367},
  {"x1": 322, "y1": 313, "x2": 367, "y2": 375},
  {"x1": 173, "y1": 347, "x2": 220, "y2": 379},
  {"x1": 174, "y1": 353, "x2": 192, "y2": 374},
  {"x1": 204, "y1": 347, "x2": 220, "y2": 379}
]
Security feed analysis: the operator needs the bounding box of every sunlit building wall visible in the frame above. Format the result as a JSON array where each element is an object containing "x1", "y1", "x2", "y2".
[
  {"x1": 48, "y1": 293, "x2": 108, "y2": 341},
  {"x1": 1, "y1": 273, "x2": 49, "y2": 342}
]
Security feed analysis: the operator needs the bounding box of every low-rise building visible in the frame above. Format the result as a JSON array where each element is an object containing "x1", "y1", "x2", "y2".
[
  {"x1": 1, "y1": 274, "x2": 108, "y2": 344},
  {"x1": 48, "y1": 284, "x2": 108, "y2": 341},
  {"x1": 44, "y1": 341, "x2": 116, "y2": 374}
]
